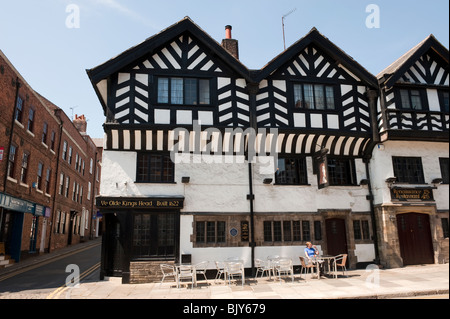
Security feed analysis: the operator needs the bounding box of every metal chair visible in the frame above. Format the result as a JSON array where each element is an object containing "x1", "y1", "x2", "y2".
[
  {"x1": 333, "y1": 254, "x2": 348, "y2": 277},
  {"x1": 299, "y1": 256, "x2": 316, "y2": 280},
  {"x1": 275, "y1": 258, "x2": 294, "y2": 283},
  {"x1": 225, "y1": 262, "x2": 245, "y2": 286},
  {"x1": 194, "y1": 261, "x2": 209, "y2": 282},
  {"x1": 214, "y1": 261, "x2": 225, "y2": 283},
  {"x1": 160, "y1": 264, "x2": 176, "y2": 285},
  {"x1": 177, "y1": 265, "x2": 195, "y2": 288},
  {"x1": 255, "y1": 259, "x2": 272, "y2": 278}
]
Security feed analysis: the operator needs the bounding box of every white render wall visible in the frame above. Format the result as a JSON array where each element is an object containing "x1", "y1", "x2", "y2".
[
  {"x1": 370, "y1": 140, "x2": 449, "y2": 208},
  {"x1": 100, "y1": 151, "x2": 371, "y2": 213}
]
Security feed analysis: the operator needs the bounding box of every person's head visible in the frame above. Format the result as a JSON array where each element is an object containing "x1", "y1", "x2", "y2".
[{"x1": 306, "y1": 242, "x2": 312, "y2": 248}]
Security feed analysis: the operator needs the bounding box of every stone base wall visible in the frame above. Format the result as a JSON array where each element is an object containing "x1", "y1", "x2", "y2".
[{"x1": 130, "y1": 261, "x2": 175, "y2": 284}]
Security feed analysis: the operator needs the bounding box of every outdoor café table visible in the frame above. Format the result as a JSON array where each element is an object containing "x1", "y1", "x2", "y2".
[
  {"x1": 267, "y1": 256, "x2": 281, "y2": 279},
  {"x1": 315, "y1": 255, "x2": 338, "y2": 279},
  {"x1": 175, "y1": 263, "x2": 196, "y2": 288}
]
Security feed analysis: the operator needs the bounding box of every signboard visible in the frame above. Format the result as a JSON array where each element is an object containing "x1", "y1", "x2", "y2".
[
  {"x1": 96, "y1": 197, "x2": 184, "y2": 209},
  {"x1": 241, "y1": 221, "x2": 249, "y2": 242},
  {"x1": 391, "y1": 187, "x2": 434, "y2": 201},
  {"x1": 0, "y1": 193, "x2": 35, "y2": 214},
  {"x1": 313, "y1": 148, "x2": 329, "y2": 189}
]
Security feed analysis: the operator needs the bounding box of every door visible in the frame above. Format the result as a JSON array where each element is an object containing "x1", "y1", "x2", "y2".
[
  {"x1": 326, "y1": 218, "x2": 348, "y2": 264},
  {"x1": 104, "y1": 214, "x2": 124, "y2": 276},
  {"x1": 397, "y1": 213, "x2": 434, "y2": 265}
]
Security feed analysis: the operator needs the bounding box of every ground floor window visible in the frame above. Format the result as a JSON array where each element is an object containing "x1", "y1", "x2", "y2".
[
  {"x1": 263, "y1": 220, "x2": 320, "y2": 244},
  {"x1": 195, "y1": 221, "x2": 226, "y2": 244},
  {"x1": 132, "y1": 213, "x2": 176, "y2": 259}
]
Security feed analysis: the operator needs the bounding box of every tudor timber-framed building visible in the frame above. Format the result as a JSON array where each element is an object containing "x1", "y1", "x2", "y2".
[{"x1": 87, "y1": 17, "x2": 448, "y2": 284}]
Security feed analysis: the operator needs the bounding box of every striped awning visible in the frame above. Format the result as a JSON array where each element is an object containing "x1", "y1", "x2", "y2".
[{"x1": 104, "y1": 127, "x2": 372, "y2": 158}]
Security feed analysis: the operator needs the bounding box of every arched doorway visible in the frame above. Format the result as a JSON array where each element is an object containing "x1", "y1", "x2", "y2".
[{"x1": 396, "y1": 213, "x2": 434, "y2": 265}]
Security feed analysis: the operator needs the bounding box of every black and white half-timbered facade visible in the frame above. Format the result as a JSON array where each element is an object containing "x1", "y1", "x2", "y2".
[
  {"x1": 87, "y1": 17, "x2": 448, "y2": 283},
  {"x1": 373, "y1": 35, "x2": 449, "y2": 268}
]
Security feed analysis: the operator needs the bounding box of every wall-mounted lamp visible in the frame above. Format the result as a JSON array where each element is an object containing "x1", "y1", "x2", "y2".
[
  {"x1": 432, "y1": 178, "x2": 443, "y2": 185},
  {"x1": 385, "y1": 177, "x2": 397, "y2": 185},
  {"x1": 263, "y1": 178, "x2": 273, "y2": 185},
  {"x1": 360, "y1": 179, "x2": 369, "y2": 186},
  {"x1": 389, "y1": 215, "x2": 396, "y2": 222},
  {"x1": 181, "y1": 176, "x2": 190, "y2": 184}
]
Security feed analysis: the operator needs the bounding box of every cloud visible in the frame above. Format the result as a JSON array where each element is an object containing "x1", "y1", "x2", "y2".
[{"x1": 92, "y1": 0, "x2": 160, "y2": 30}]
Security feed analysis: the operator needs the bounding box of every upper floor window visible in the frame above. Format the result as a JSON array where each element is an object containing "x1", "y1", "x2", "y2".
[
  {"x1": 399, "y1": 88, "x2": 426, "y2": 110},
  {"x1": 392, "y1": 156, "x2": 425, "y2": 184},
  {"x1": 439, "y1": 158, "x2": 449, "y2": 184},
  {"x1": 7, "y1": 144, "x2": 17, "y2": 178},
  {"x1": 328, "y1": 158, "x2": 357, "y2": 186},
  {"x1": 157, "y1": 77, "x2": 210, "y2": 105},
  {"x1": 293, "y1": 83, "x2": 335, "y2": 110},
  {"x1": 20, "y1": 152, "x2": 30, "y2": 184},
  {"x1": 438, "y1": 90, "x2": 449, "y2": 113},
  {"x1": 27, "y1": 108, "x2": 35, "y2": 133},
  {"x1": 275, "y1": 157, "x2": 308, "y2": 185},
  {"x1": 136, "y1": 153, "x2": 174, "y2": 183},
  {"x1": 15, "y1": 96, "x2": 24, "y2": 123}
]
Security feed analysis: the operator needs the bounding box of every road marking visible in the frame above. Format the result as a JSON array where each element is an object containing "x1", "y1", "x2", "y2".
[
  {"x1": 46, "y1": 262, "x2": 101, "y2": 299},
  {"x1": 0, "y1": 243, "x2": 100, "y2": 283}
]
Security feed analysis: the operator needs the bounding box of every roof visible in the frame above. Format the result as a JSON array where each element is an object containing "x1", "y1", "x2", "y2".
[
  {"x1": 87, "y1": 17, "x2": 252, "y2": 84},
  {"x1": 377, "y1": 34, "x2": 449, "y2": 88},
  {"x1": 254, "y1": 27, "x2": 378, "y2": 87}
]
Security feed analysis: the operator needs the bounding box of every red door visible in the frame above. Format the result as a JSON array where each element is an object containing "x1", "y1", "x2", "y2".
[
  {"x1": 397, "y1": 213, "x2": 434, "y2": 266},
  {"x1": 326, "y1": 218, "x2": 348, "y2": 260}
]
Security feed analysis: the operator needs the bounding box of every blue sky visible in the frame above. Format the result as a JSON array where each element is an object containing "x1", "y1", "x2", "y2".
[{"x1": 1, "y1": 0, "x2": 448, "y2": 138}]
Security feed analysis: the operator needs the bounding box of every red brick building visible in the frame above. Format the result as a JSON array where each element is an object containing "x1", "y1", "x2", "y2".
[{"x1": 0, "y1": 49, "x2": 101, "y2": 267}]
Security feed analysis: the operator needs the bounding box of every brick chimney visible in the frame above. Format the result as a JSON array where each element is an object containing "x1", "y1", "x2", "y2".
[
  {"x1": 221, "y1": 25, "x2": 239, "y2": 60},
  {"x1": 73, "y1": 114, "x2": 87, "y2": 134}
]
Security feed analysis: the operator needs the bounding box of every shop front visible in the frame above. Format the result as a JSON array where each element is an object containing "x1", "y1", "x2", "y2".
[
  {"x1": 0, "y1": 192, "x2": 50, "y2": 262},
  {"x1": 96, "y1": 196, "x2": 184, "y2": 284}
]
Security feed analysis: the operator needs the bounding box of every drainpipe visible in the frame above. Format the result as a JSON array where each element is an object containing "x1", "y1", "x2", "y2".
[
  {"x1": 365, "y1": 89, "x2": 381, "y2": 265},
  {"x1": 1, "y1": 77, "x2": 21, "y2": 233},
  {"x1": 47, "y1": 108, "x2": 64, "y2": 253},
  {"x1": 247, "y1": 82, "x2": 259, "y2": 277}
]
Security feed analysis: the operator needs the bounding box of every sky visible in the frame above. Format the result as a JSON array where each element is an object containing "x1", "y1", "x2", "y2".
[{"x1": 1, "y1": 0, "x2": 448, "y2": 139}]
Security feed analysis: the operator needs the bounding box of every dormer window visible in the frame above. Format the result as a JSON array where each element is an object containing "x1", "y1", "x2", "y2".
[
  {"x1": 293, "y1": 83, "x2": 336, "y2": 110},
  {"x1": 157, "y1": 77, "x2": 211, "y2": 105}
]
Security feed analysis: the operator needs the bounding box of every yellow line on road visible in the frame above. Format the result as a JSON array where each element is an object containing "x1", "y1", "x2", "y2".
[{"x1": 46, "y1": 262, "x2": 101, "y2": 299}]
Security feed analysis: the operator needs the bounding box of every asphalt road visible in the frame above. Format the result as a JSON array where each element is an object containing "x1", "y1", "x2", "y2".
[{"x1": 0, "y1": 242, "x2": 101, "y2": 299}]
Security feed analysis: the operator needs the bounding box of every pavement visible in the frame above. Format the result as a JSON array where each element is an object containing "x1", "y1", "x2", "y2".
[{"x1": 1, "y1": 239, "x2": 448, "y2": 300}]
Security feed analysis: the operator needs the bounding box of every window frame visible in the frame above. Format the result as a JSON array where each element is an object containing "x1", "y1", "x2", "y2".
[
  {"x1": 397, "y1": 88, "x2": 428, "y2": 111},
  {"x1": 392, "y1": 156, "x2": 425, "y2": 184},
  {"x1": 156, "y1": 76, "x2": 211, "y2": 106},
  {"x1": 438, "y1": 90, "x2": 449, "y2": 113},
  {"x1": 275, "y1": 157, "x2": 308, "y2": 185},
  {"x1": 327, "y1": 157, "x2": 357, "y2": 186},
  {"x1": 136, "y1": 152, "x2": 175, "y2": 183},
  {"x1": 15, "y1": 96, "x2": 24, "y2": 123},
  {"x1": 292, "y1": 82, "x2": 337, "y2": 111},
  {"x1": 439, "y1": 158, "x2": 449, "y2": 184}
]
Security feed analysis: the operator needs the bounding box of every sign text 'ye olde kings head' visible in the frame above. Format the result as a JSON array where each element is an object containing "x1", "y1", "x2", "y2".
[{"x1": 96, "y1": 198, "x2": 184, "y2": 209}]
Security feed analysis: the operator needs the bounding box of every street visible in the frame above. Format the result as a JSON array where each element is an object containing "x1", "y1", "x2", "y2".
[{"x1": 0, "y1": 242, "x2": 101, "y2": 299}]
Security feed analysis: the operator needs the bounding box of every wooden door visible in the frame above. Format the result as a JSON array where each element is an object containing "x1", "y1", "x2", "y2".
[
  {"x1": 326, "y1": 218, "x2": 348, "y2": 257},
  {"x1": 397, "y1": 213, "x2": 434, "y2": 265}
]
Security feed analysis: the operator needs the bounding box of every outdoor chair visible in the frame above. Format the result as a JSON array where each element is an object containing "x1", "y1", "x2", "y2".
[
  {"x1": 160, "y1": 264, "x2": 176, "y2": 285},
  {"x1": 299, "y1": 256, "x2": 316, "y2": 280},
  {"x1": 275, "y1": 258, "x2": 294, "y2": 283},
  {"x1": 214, "y1": 261, "x2": 225, "y2": 283},
  {"x1": 225, "y1": 262, "x2": 245, "y2": 286},
  {"x1": 333, "y1": 254, "x2": 348, "y2": 277},
  {"x1": 177, "y1": 265, "x2": 195, "y2": 288},
  {"x1": 194, "y1": 261, "x2": 209, "y2": 282},
  {"x1": 255, "y1": 259, "x2": 272, "y2": 278}
]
